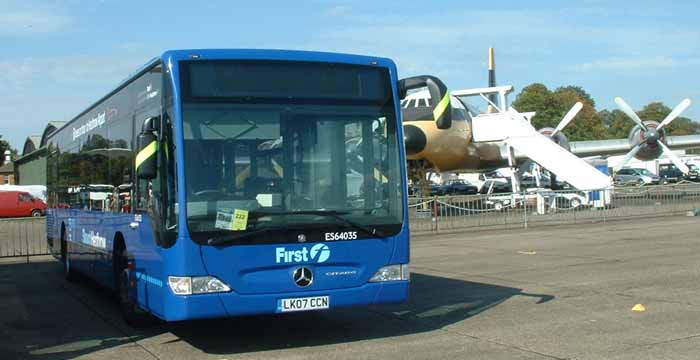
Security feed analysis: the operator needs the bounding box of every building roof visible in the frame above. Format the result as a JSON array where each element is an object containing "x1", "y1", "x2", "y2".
[
  {"x1": 39, "y1": 121, "x2": 67, "y2": 147},
  {"x1": 22, "y1": 136, "x2": 41, "y2": 155}
]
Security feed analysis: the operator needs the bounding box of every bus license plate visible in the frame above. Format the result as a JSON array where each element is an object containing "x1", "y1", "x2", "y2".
[{"x1": 277, "y1": 296, "x2": 329, "y2": 313}]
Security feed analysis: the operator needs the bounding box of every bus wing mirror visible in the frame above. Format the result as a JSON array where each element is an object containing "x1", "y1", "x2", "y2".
[
  {"x1": 398, "y1": 75, "x2": 452, "y2": 129},
  {"x1": 136, "y1": 131, "x2": 157, "y2": 180},
  {"x1": 142, "y1": 116, "x2": 160, "y2": 132}
]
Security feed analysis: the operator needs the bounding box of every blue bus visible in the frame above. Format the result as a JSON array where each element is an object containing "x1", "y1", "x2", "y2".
[{"x1": 45, "y1": 49, "x2": 451, "y2": 325}]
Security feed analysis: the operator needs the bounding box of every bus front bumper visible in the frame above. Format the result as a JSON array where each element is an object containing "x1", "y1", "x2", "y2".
[{"x1": 160, "y1": 280, "x2": 409, "y2": 321}]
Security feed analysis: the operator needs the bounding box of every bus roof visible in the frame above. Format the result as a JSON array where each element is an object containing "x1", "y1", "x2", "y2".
[{"x1": 46, "y1": 49, "x2": 395, "y2": 144}]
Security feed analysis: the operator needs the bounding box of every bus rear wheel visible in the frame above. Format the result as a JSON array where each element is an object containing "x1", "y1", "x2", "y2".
[
  {"x1": 61, "y1": 228, "x2": 75, "y2": 282},
  {"x1": 116, "y1": 254, "x2": 155, "y2": 328}
]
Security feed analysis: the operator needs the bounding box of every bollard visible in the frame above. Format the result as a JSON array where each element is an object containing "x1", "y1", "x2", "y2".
[
  {"x1": 433, "y1": 196, "x2": 439, "y2": 234},
  {"x1": 523, "y1": 196, "x2": 528, "y2": 229}
]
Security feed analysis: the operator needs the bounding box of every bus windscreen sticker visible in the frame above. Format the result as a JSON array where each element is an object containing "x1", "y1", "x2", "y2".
[{"x1": 215, "y1": 208, "x2": 249, "y2": 231}]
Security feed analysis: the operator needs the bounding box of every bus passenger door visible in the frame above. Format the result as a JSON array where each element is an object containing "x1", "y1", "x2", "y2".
[{"x1": 132, "y1": 113, "x2": 167, "y2": 316}]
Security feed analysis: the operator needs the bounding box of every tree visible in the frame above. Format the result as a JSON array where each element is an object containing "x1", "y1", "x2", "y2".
[
  {"x1": 664, "y1": 117, "x2": 700, "y2": 136},
  {"x1": 513, "y1": 83, "x2": 700, "y2": 141},
  {"x1": 600, "y1": 101, "x2": 700, "y2": 138},
  {"x1": 600, "y1": 109, "x2": 635, "y2": 139},
  {"x1": 511, "y1": 83, "x2": 560, "y2": 129},
  {"x1": 555, "y1": 85, "x2": 596, "y2": 108},
  {"x1": 635, "y1": 102, "x2": 700, "y2": 136},
  {"x1": 512, "y1": 83, "x2": 607, "y2": 141},
  {"x1": 636, "y1": 102, "x2": 670, "y2": 122},
  {"x1": 550, "y1": 87, "x2": 607, "y2": 141}
]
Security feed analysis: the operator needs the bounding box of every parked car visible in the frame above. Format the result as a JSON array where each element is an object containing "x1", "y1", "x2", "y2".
[
  {"x1": 479, "y1": 179, "x2": 513, "y2": 194},
  {"x1": 407, "y1": 182, "x2": 439, "y2": 196},
  {"x1": 552, "y1": 192, "x2": 589, "y2": 209},
  {"x1": 0, "y1": 191, "x2": 46, "y2": 217},
  {"x1": 659, "y1": 166, "x2": 684, "y2": 184},
  {"x1": 473, "y1": 171, "x2": 509, "y2": 191},
  {"x1": 613, "y1": 168, "x2": 660, "y2": 185},
  {"x1": 438, "y1": 180, "x2": 478, "y2": 195},
  {"x1": 685, "y1": 164, "x2": 700, "y2": 182},
  {"x1": 0, "y1": 185, "x2": 47, "y2": 202}
]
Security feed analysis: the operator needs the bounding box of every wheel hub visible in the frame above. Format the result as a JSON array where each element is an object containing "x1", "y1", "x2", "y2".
[{"x1": 644, "y1": 128, "x2": 659, "y2": 144}]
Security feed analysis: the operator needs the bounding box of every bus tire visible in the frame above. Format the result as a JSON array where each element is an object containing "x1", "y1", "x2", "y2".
[
  {"x1": 116, "y1": 253, "x2": 155, "y2": 328},
  {"x1": 61, "y1": 226, "x2": 75, "y2": 282}
]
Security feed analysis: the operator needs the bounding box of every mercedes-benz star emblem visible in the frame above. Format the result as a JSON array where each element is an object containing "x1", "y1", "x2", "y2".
[
  {"x1": 293, "y1": 267, "x2": 313, "y2": 287},
  {"x1": 297, "y1": 234, "x2": 306, "y2": 243}
]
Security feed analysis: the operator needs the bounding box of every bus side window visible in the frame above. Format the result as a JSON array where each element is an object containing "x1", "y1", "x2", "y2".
[{"x1": 106, "y1": 111, "x2": 134, "y2": 213}]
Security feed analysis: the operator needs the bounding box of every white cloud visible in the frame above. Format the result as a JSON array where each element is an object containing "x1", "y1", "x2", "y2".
[
  {"x1": 0, "y1": 1, "x2": 72, "y2": 36},
  {"x1": 305, "y1": 6, "x2": 700, "y2": 80}
]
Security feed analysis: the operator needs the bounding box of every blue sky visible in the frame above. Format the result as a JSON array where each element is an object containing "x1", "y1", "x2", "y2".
[{"x1": 1, "y1": 0, "x2": 699, "y2": 150}]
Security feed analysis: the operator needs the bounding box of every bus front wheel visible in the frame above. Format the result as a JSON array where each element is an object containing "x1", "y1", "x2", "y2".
[{"x1": 117, "y1": 256, "x2": 155, "y2": 327}]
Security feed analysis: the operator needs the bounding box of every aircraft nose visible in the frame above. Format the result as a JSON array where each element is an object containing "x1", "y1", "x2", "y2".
[{"x1": 403, "y1": 124, "x2": 427, "y2": 155}]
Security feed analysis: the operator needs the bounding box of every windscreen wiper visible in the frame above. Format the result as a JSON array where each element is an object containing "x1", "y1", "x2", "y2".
[
  {"x1": 252, "y1": 209, "x2": 387, "y2": 239},
  {"x1": 206, "y1": 226, "x2": 288, "y2": 246}
]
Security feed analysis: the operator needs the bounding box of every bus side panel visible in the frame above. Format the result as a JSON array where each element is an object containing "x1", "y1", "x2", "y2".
[
  {"x1": 387, "y1": 60, "x2": 411, "y2": 273},
  {"x1": 81, "y1": 211, "x2": 167, "y2": 318},
  {"x1": 46, "y1": 208, "x2": 61, "y2": 259},
  {"x1": 388, "y1": 223, "x2": 410, "y2": 269},
  {"x1": 63, "y1": 210, "x2": 95, "y2": 276},
  {"x1": 92, "y1": 212, "x2": 137, "y2": 290},
  {"x1": 59, "y1": 209, "x2": 167, "y2": 318},
  {"x1": 128, "y1": 213, "x2": 166, "y2": 318}
]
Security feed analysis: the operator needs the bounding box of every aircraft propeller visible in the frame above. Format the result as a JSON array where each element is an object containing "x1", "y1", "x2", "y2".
[
  {"x1": 552, "y1": 102, "x2": 583, "y2": 137},
  {"x1": 612, "y1": 97, "x2": 692, "y2": 173},
  {"x1": 517, "y1": 101, "x2": 584, "y2": 187}
]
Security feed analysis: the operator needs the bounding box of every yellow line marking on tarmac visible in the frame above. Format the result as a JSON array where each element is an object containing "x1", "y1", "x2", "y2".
[
  {"x1": 632, "y1": 304, "x2": 646, "y2": 312},
  {"x1": 518, "y1": 250, "x2": 537, "y2": 255}
]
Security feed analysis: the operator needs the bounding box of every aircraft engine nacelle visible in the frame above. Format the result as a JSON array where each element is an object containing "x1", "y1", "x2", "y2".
[
  {"x1": 403, "y1": 124, "x2": 427, "y2": 156},
  {"x1": 627, "y1": 121, "x2": 665, "y2": 161},
  {"x1": 538, "y1": 127, "x2": 570, "y2": 152}
]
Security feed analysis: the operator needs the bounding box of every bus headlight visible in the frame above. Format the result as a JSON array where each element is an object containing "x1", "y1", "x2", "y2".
[
  {"x1": 168, "y1": 276, "x2": 231, "y2": 295},
  {"x1": 192, "y1": 276, "x2": 231, "y2": 294},
  {"x1": 369, "y1": 264, "x2": 410, "y2": 282}
]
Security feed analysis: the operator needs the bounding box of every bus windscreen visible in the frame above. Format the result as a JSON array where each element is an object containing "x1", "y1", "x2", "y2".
[{"x1": 180, "y1": 61, "x2": 403, "y2": 245}]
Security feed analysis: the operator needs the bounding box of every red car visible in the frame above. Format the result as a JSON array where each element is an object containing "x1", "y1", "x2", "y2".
[{"x1": 0, "y1": 191, "x2": 46, "y2": 217}]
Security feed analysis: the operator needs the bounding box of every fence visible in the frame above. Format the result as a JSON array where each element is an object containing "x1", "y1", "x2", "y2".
[
  {"x1": 408, "y1": 183, "x2": 700, "y2": 234},
  {"x1": 2, "y1": 183, "x2": 700, "y2": 258},
  {"x1": 0, "y1": 217, "x2": 49, "y2": 259}
]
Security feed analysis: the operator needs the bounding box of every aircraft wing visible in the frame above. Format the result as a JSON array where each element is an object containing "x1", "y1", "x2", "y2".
[
  {"x1": 569, "y1": 139, "x2": 630, "y2": 158},
  {"x1": 666, "y1": 134, "x2": 700, "y2": 149},
  {"x1": 570, "y1": 134, "x2": 700, "y2": 158}
]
